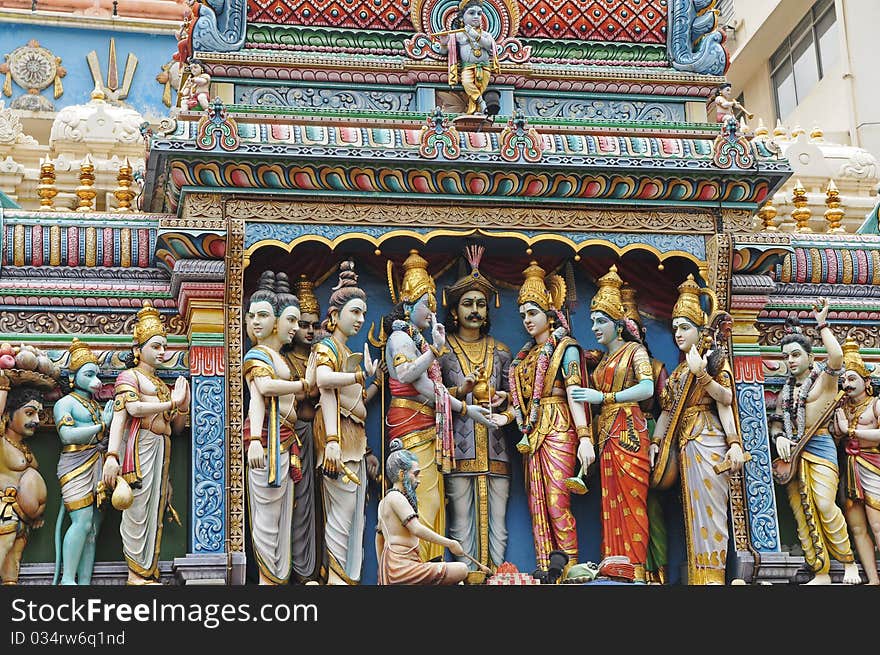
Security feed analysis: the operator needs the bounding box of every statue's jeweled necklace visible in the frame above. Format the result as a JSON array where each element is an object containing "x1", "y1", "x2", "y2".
[{"x1": 780, "y1": 366, "x2": 821, "y2": 443}]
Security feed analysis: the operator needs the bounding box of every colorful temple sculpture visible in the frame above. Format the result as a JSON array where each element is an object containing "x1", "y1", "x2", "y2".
[{"x1": 0, "y1": 0, "x2": 878, "y2": 585}]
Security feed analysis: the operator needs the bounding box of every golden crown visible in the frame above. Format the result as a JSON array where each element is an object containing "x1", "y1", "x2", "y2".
[
  {"x1": 68, "y1": 338, "x2": 99, "y2": 373},
  {"x1": 398, "y1": 249, "x2": 436, "y2": 309},
  {"x1": 133, "y1": 300, "x2": 167, "y2": 345},
  {"x1": 843, "y1": 338, "x2": 870, "y2": 379},
  {"x1": 671, "y1": 274, "x2": 707, "y2": 327},
  {"x1": 620, "y1": 283, "x2": 642, "y2": 326},
  {"x1": 458, "y1": 0, "x2": 483, "y2": 10},
  {"x1": 294, "y1": 274, "x2": 320, "y2": 315},
  {"x1": 517, "y1": 261, "x2": 565, "y2": 311},
  {"x1": 590, "y1": 265, "x2": 625, "y2": 321}
]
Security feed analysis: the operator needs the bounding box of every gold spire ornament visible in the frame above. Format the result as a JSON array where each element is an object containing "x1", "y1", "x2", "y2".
[
  {"x1": 590, "y1": 265, "x2": 625, "y2": 320},
  {"x1": 113, "y1": 158, "x2": 136, "y2": 213},
  {"x1": 671, "y1": 274, "x2": 717, "y2": 328},
  {"x1": 68, "y1": 338, "x2": 99, "y2": 373},
  {"x1": 791, "y1": 180, "x2": 811, "y2": 233},
  {"x1": 75, "y1": 154, "x2": 97, "y2": 212},
  {"x1": 391, "y1": 249, "x2": 437, "y2": 312},
  {"x1": 824, "y1": 179, "x2": 845, "y2": 234},
  {"x1": 842, "y1": 338, "x2": 870, "y2": 379},
  {"x1": 443, "y1": 244, "x2": 499, "y2": 308},
  {"x1": 294, "y1": 274, "x2": 320, "y2": 315},
  {"x1": 517, "y1": 261, "x2": 565, "y2": 311},
  {"x1": 758, "y1": 198, "x2": 778, "y2": 231},
  {"x1": 133, "y1": 300, "x2": 167, "y2": 346},
  {"x1": 36, "y1": 157, "x2": 58, "y2": 210}
]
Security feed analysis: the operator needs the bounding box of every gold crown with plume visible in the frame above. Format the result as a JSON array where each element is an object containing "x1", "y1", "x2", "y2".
[
  {"x1": 843, "y1": 338, "x2": 870, "y2": 379},
  {"x1": 133, "y1": 300, "x2": 167, "y2": 345},
  {"x1": 517, "y1": 261, "x2": 566, "y2": 311},
  {"x1": 590, "y1": 265, "x2": 625, "y2": 321},
  {"x1": 389, "y1": 249, "x2": 437, "y2": 312},
  {"x1": 294, "y1": 274, "x2": 320, "y2": 315},
  {"x1": 68, "y1": 338, "x2": 99, "y2": 373},
  {"x1": 672, "y1": 274, "x2": 710, "y2": 327}
]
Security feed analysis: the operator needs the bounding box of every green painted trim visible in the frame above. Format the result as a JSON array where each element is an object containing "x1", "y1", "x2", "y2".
[
  {"x1": 0, "y1": 333, "x2": 189, "y2": 346},
  {"x1": 523, "y1": 39, "x2": 667, "y2": 62},
  {"x1": 732, "y1": 345, "x2": 763, "y2": 357},
  {"x1": 515, "y1": 89, "x2": 685, "y2": 104},
  {"x1": 190, "y1": 333, "x2": 225, "y2": 346},
  {"x1": 246, "y1": 25, "x2": 409, "y2": 51},
  {"x1": 0, "y1": 189, "x2": 19, "y2": 209}
]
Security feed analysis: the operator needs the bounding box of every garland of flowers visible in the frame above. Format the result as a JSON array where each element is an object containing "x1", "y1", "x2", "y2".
[
  {"x1": 780, "y1": 366, "x2": 822, "y2": 443},
  {"x1": 508, "y1": 320, "x2": 569, "y2": 441}
]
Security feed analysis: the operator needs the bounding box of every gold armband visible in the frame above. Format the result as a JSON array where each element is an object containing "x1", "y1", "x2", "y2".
[
  {"x1": 696, "y1": 371, "x2": 712, "y2": 387},
  {"x1": 563, "y1": 361, "x2": 583, "y2": 387},
  {"x1": 325, "y1": 434, "x2": 340, "y2": 444},
  {"x1": 247, "y1": 435, "x2": 262, "y2": 443},
  {"x1": 429, "y1": 344, "x2": 447, "y2": 359},
  {"x1": 576, "y1": 425, "x2": 592, "y2": 439},
  {"x1": 300, "y1": 379, "x2": 311, "y2": 395},
  {"x1": 460, "y1": 400, "x2": 468, "y2": 416},
  {"x1": 354, "y1": 370, "x2": 365, "y2": 385},
  {"x1": 113, "y1": 390, "x2": 139, "y2": 412},
  {"x1": 604, "y1": 392, "x2": 616, "y2": 405},
  {"x1": 105, "y1": 451, "x2": 119, "y2": 462}
]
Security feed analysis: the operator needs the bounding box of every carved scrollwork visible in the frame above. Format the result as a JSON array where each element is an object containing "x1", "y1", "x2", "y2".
[
  {"x1": 0, "y1": 311, "x2": 185, "y2": 335},
  {"x1": 193, "y1": 376, "x2": 225, "y2": 553},
  {"x1": 226, "y1": 218, "x2": 245, "y2": 553}
]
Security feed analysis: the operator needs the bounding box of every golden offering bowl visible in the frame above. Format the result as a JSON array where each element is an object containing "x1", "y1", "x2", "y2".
[{"x1": 465, "y1": 570, "x2": 487, "y2": 585}]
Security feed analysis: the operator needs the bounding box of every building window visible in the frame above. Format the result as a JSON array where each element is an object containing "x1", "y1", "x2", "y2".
[{"x1": 770, "y1": 0, "x2": 837, "y2": 120}]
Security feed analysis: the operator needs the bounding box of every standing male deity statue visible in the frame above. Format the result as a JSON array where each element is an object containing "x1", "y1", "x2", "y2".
[
  {"x1": 833, "y1": 339, "x2": 880, "y2": 585},
  {"x1": 509, "y1": 261, "x2": 594, "y2": 577},
  {"x1": 385, "y1": 249, "x2": 496, "y2": 562},
  {"x1": 438, "y1": 246, "x2": 513, "y2": 570},
  {"x1": 282, "y1": 274, "x2": 325, "y2": 584},
  {"x1": 569, "y1": 265, "x2": 654, "y2": 583},
  {"x1": 52, "y1": 339, "x2": 114, "y2": 585},
  {"x1": 434, "y1": 0, "x2": 500, "y2": 115},
  {"x1": 310, "y1": 261, "x2": 380, "y2": 585},
  {"x1": 0, "y1": 378, "x2": 50, "y2": 584},
  {"x1": 774, "y1": 299, "x2": 860, "y2": 585},
  {"x1": 102, "y1": 301, "x2": 191, "y2": 585},
  {"x1": 648, "y1": 275, "x2": 745, "y2": 584},
  {"x1": 242, "y1": 271, "x2": 307, "y2": 585},
  {"x1": 620, "y1": 283, "x2": 670, "y2": 584}
]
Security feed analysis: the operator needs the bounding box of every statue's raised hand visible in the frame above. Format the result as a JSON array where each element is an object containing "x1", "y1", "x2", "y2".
[
  {"x1": 171, "y1": 376, "x2": 188, "y2": 410},
  {"x1": 686, "y1": 344, "x2": 708, "y2": 377},
  {"x1": 430, "y1": 313, "x2": 446, "y2": 352},
  {"x1": 102, "y1": 399, "x2": 115, "y2": 426},
  {"x1": 363, "y1": 343, "x2": 377, "y2": 377},
  {"x1": 812, "y1": 297, "x2": 830, "y2": 325}
]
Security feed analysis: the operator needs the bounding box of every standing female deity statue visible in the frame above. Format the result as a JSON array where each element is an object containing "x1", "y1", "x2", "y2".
[
  {"x1": 569, "y1": 265, "x2": 654, "y2": 582},
  {"x1": 509, "y1": 261, "x2": 594, "y2": 578},
  {"x1": 101, "y1": 301, "x2": 190, "y2": 585},
  {"x1": 648, "y1": 275, "x2": 745, "y2": 584}
]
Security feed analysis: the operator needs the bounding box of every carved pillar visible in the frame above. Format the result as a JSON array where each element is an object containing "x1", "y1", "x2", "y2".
[{"x1": 171, "y1": 265, "x2": 230, "y2": 584}]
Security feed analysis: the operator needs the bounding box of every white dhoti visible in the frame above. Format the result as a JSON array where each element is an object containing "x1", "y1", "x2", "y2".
[
  {"x1": 58, "y1": 450, "x2": 103, "y2": 512},
  {"x1": 120, "y1": 429, "x2": 169, "y2": 580},
  {"x1": 322, "y1": 458, "x2": 366, "y2": 584},
  {"x1": 247, "y1": 450, "x2": 294, "y2": 584}
]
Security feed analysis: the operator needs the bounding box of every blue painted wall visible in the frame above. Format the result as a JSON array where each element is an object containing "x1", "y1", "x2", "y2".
[{"x1": 0, "y1": 22, "x2": 176, "y2": 119}]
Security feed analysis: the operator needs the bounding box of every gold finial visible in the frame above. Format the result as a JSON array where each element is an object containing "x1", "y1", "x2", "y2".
[
  {"x1": 114, "y1": 157, "x2": 135, "y2": 213},
  {"x1": 620, "y1": 283, "x2": 642, "y2": 327},
  {"x1": 294, "y1": 274, "x2": 320, "y2": 315},
  {"x1": 754, "y1": 118, "x2": 769, "y2": 138},
  {"x1": 68, "y1": 338, "x2": 99, "y2": 373},
  {"x1": 843, "y1": 338, "x2": 870, "y2": 379},
  {"x1": 133, "y1": 300, "x2": 167, "y2": 346},
  {"x1": 90, "y1": 82, "x2": 106, "y2": 102},
  {"x1": 810, "y1": 124, "x2": 824, "y2": 142},
  {"x1": 517, "y1": 261, "x2": 565, "y2": 312},
  {"x1": 824, "y1": 179, "x2": 845, "y2": 233},
  {"x1": 398, "y1": 249, "x2": 436, "y2": 312},
  {"x1": 590, "y1": 264, "x2": 625, "y2": 321},
  {"x1": 791, "y1": 179, "x2": 812, "y2": 233},
  {"x1": 773, "y1": 119, "x2": 788, "y2": 140},
  {"x1": 75, "y1": 154, "x2": 97, "y2": 212},
  {"x1": 791, "y1": 124, "x2": 806, "y2": 139},
  {"x1": 36, "y1": 157, "x2": 58, "y2": 210},
  {"x1": 758, "y1": 198, "x2": 779, "y2": 231},
  {"x1": 672, "y1": 274, "x2": 706, "y2": 328}
]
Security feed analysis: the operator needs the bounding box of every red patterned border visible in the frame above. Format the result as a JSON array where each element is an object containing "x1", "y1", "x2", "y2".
[
  {"x1": 733, "y1": 355, "x2": 763, "y2": 384},
  {"x1": 190, "y1": 346, "x2": 226, "y2": 376},
  {"x1": 247, "y1": 0, "x2": 667, "y2": 43}
]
